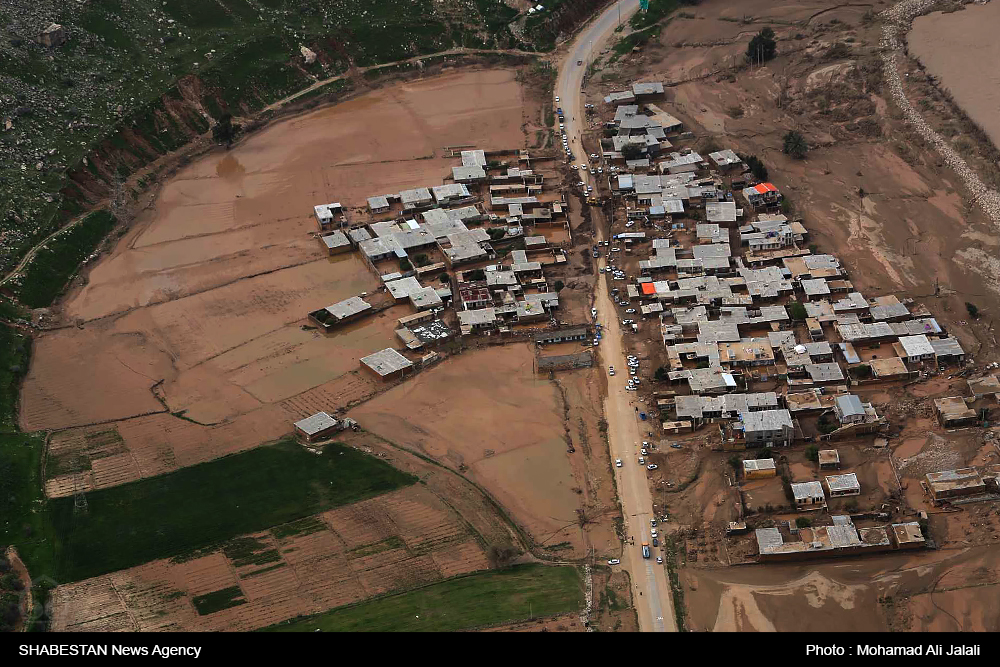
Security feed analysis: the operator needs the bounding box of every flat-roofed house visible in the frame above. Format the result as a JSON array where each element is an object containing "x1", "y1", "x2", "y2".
[
  {"x1": 708, "y1": 149, "x2": 743, "y2": 172},
  {"x1": 925, "y1": 468, "x2": 986, "y2": 501},
  {"x1": 739, "y1": 409, "x2": 795, "y2": 447},
  {"x1": 294, "y1": 411, "x2": 339, "y2": 443},
  {"x1": 320, "y1": 230, "x2": 352, "y2": 255},
  {"x1": 791, "y1": 481, "x2": 825, "y2": 507},
  {"x1": 367, "y1": 195, "x2": 390, "y2": 214},
  {"x1": 360, "y1": 348, "x2": 414, "y2": 381},
  {"x1": 896, "y1": 335, "x2": 935, "y2": 363},
  {"x1": 818, "y1": 449, "x2": 841, "y2": 470},
  {"x1": 934, "y1": 396, "x2": 977, "y2": 428},
  {"x1": 743, "y1": 458, "x2": 777, "y2": 479},
  {"x1": 825, "y1": 473, "x2": 861, "y2": 497},
  {"x1": 314, "y1": 203, "x2": 344, "y2": 231}
]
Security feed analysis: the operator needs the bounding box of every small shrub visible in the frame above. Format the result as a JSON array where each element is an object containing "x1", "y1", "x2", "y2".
[
  {"x1": 966, "y1": 302, "x2": 980, "y2": 319},
  {"x1": 795, "y1": 517, "x2": 812, "y2": 528}
]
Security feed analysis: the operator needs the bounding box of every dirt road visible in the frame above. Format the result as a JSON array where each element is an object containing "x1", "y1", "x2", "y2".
[{"x1": 555, "y1": 0, "x2": 677, "y2": 633}]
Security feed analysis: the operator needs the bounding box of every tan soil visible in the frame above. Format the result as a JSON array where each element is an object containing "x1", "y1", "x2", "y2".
[{"x1": 908, "y1": 3, "x2": 1000, "y2": 151}]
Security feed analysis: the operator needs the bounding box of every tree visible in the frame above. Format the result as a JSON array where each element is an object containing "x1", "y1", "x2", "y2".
[
  {"x1": 728, "y1": 455, "x2": 742, "y2": 472},
  {"x1": 795, "y1": 517, "x2": 812, "y2": 529},
  {"x1": 805, "y1": 445, "x2": 819, "y2": 462},
  {"x1": 741, "y1": 154, "x2": 768, "y2": 182},
  {"x1": 553, "y1": 280, "x2": 564, "y2": 292},
  {"x1": 487, "y1": 227, "x2": 507, "y2": 241},
  {"x1": 966, "y1": 302, "x2": 980, "y2": 319},
  {"x1": 851, "y1": 364, "x2": 873, "y2": 380},
  {"x1": 467, "y1": 269, "x2": 486, "y2": 282},
  {"x1": 757, "y1": 447, "x2": 774, "y2": 460},
  {"x1": 746, "y1": 27, "x2": 777, "y2": 64},
  {"x1": 211, "y1": 113, "x2": 242, "y2": 148},
  {"x1": 412, "y1": 253, "x2": 429, "y2": 267},
  {"x1": 782, "y1": 130, "x2": 809, "y2": 159},
  {"x1": 654, "y1": 366, "x2": 670, "y2": 382},
  {"x1": 399, "y1": 258, "x2": 413, "y2": 271},
  {"x1": 621, "y1": 144, "x2": 645, "y2": 161},
  {"x1": 787, "y1": 301, "x2": 807, "y2": 321}
]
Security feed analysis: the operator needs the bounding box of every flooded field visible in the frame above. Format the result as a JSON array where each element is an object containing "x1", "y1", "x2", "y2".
[
  {"x1": 22, "y1": 69, "x2": 535, "y2": 496},
  {"x1": 909, "y1": 2, "x2": 1000, "y2": 150}
]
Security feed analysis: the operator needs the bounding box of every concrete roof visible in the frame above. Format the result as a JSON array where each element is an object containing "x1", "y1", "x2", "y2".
[
  {"x1": 399, "y1": 187, "x2": 433, "y2": 205},
  {"x1": 457, "y1": 307, "x2": 497, "y2": 326},
  {"x1": 294, "y1": 411, "x2": 338, "y2": 435},
  {"x1": 705, "y1": 201, "x2": 737, "y2": 223},
  {"x1": 321, "y1": 230, "x2": 351, "y2": 249},
  {"x1": 741, "y1": 409, "x2": 793, "y2": 433},
  {"x1": 930, "y1": 336, "x2": 964, "y2": 357},
  {"x1": 791, "y1": 481, "x2": 825, "y2": 501},
  {"x1": 632, "y1": 81, "x2": 664, "y2": 95},
  {"x1": 325, "y1": 296, "x2": 371, "y2": 321},
  {"x1": 367, "y1": 195, "x2": 390, "y2": 210},
  {"x1": 385, "y1": 276, "x2": 424, "y2": 300},
  {"x1": 805, "y1": 363, "x2": 845, "y2": 382},
  {"x1": 818, "y1": 449, "x2": 840, "y2": 465},
  {"x1": 360, "y1": 348, "x2": 414, "y2": 376},
  {"x1": 826, "y1": 473, "x2": 860, "y2": 492},
  {"x1": 899, "y1": 334, "x2": 935, "y2": 357},
  {"x1": 743, "y1": 458, "x2": 776, "y2": 472},
  {"x1": 925, "y1": 468, "x2": 984, "y2": 492},
  {"x1": 453, "y1": 165, "x2": 486, "y2": 181},
  {"x1": 461, "y1": 149, "x2": 487, "y2": 167}
]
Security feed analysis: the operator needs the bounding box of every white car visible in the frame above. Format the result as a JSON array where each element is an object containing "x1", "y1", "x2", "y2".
[
  {"x1": 615, "y1": 458, "x2": 622, "y2": 468},
  {"x1": 579, "y1": 164, "x2": 586, "y2": 170},
  {"x1": 650, "y1": 518, "x2": 657, "y2": 526},
  {"x1": 641, "y1": 448, "x2": 648, "y2": 456},
  {"x1": 656, "y1": 557, "x2": 663, "y2": 564},
  {"x1": 593, "y1": 339, "x2": 599, "y2": 346},
  {"x1": 625, "y1": 221, "x2": 634, "y2": 228},
  {"x1": 591, "y1": 307, "x2": 597, "y2": 317},
  {"x1": 577, "y1": 181, "x2": 586, "y2": 187},
  {"x1": 607, "y1": 559, "x2": 620, "y2": 565},
  {"x1": 625, "y1": 309, "x2": 636, "y2": 314},
  {"x1": 647, "y1": 464, "x2": 658, "y2": 470},
  {"x1": 598, "y1": 167, "x2": 603, "y2": 173},
  {"x1": 587, "y1": 186, "x2": 593, "y2": 192},
  {"x1": 638, "y1": 457, "x2": 645, "y2": 464},
  {"x1": 609, "y1": 367, "x2": 615, "y2": 376},
  {"x1": 559, "y1": 123, "x2": 564, "y2": 129},
  {"x1": 589, "y1": 168, "x2": 596, "y2": 175},
  {"x1": 611, "y1": 247, "x2": 620, "y2": 252},
  {"x1": 651, "y1": 529, "x2": 658, "y2": 538},
  {"x1": 590, "y1": 153, "x2": 598, "y2": 159},
  {"x1": 555, "y1": 96, "x2": 560, "y2": 103}
]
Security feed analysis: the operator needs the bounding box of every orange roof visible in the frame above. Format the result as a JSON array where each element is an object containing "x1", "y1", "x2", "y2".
[
  {"x1": 753, "y1": 182, "x2": 778, "y2": 194},
  {"x1": 641, "y1": 282, "x2": 657, "y2": 295}
]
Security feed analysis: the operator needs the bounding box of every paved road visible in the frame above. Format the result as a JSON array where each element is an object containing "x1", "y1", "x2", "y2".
[{"x1": 554, "y1": 0, "x2": 678, "y2": 633}]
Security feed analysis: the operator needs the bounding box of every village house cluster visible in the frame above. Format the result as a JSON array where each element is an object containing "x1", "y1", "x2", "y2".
[{"x1": 585, "y1": 83, "x2": 1000, "y2": 563}]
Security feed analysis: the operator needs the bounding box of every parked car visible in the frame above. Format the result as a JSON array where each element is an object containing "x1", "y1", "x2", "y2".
[
  {"x1": 638, "y1": 457, "x2": 644, "y2": 464},
  {"x1": 656, "y1": 556, "x2": 663, "y2": 564},
  {"x1": 555, "y1": 96, "x2": 560, "y2": 103},
  {"x1": 625, "y1": 308, "x2": 636, "y2": 314},
  {"x1": 607, "y1": 558, "x2": 620, "y2": 565},
  {"x1": 615, "y1": 458, "x2": 622, "y2": 468},
  {"x1": 650, "y1": 518, "x2": 657, "y2": 527},
  {"x1": 652, "y1": 538, "x2": 659, "y2": 547},
  {"x1": 609, "y1": 366, "x2": 615, "y2": 376},
  {"x1": 647, "y1": 464, "x2": 658, "y2": 470},
  {"x1": 670, "y1": 443, "x2": 682, "y2": 449}
]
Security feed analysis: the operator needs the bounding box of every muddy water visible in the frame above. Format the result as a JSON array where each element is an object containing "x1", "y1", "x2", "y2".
[{"x1": 909, "y1": 2, "x2": 1000, "y2": 149}]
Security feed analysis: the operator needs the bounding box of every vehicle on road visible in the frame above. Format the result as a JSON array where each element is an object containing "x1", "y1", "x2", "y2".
[
  {"x1": 647, "y1": 464, "x2": 658, "y2": 470},
  {"x1": 592, "y1": 250, "x2": 599, "y2": 258},
  {"x1": 650, "y1": 519, "x2": 657, "y2": 527},
  {"x1": 607, "y1": 559, "x2": 620, "y2": 565},
  {"x1": 641, "y1": 543, "x2": 651, "y2": 559},
  {"x1": 609, "y1": 366, "x2": 615, "y2": 376},
  {"x1": 625, "y1": 308, "x2": 636, "y2": 314},
  {"x1": 656, "y1": 557, "x2": 663, "y2": 564},
  {"x1": 638, "y1": 457, "x2": 644, "y2": 464},
  {"x1": 593, "y1": 339, "x2": 599, "y2": 346},
  {"x1": 651, "y1": 529, "x2": 658, "y2": 538},
  {"x1": 640, "y1": 412, "x2": 647, "y2": 420},
  {"x1": 555, "y1": 96, "x2": 560, "y2": 103},
  {"x1": 577, "y1": 59, "x2": 583, "y2": 65},
  {"x1": 641, "y1": 448, "x2": 648, "y2": 456},
  {"x1": 670, "y1": 443, "x2": 682, "y2": 449},
  {"x1": 615, "y1": 458, "x2": 622, "y2": 468},
  {"x1": 590, "y1": 168, "x2": 596, "y2": 175},
  {"x1": 591, "y1": 307, "x2": 597, "y2": 318},
  {"x1": 652, "y1": 538, "x2": 659, "y2": 547},
  {"x1": 590, "y1": 153, "x2": 598, "y2": 159}
]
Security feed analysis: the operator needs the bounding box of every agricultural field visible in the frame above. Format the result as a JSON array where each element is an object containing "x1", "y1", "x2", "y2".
[
  {"x1": 0, "y1": 0, "x2": 601, "y2": 285},
  {"x1": 49, "y1": 484, "x2": 496, "y2": 632},
  {"x1": 264, "y1": 563, "x2": 584, "y2": 632},
  {"x1": 17, "y1": 69, "x2": 536, "y2": 501},
  {"x1": 353, "y1": 344, "x2": 620, "y2": 560},
  {"x1": 16, "y1": 438, "x2": 417, "y2": 585}
]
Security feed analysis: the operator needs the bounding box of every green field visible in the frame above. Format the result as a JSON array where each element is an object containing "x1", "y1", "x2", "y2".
[
  {"x1": 14, "y1": 210, "x2": 117, "y2": 308},
  {"x1": 264, "y1": 564, "x2": 584, "y2": 632},
  {"x1": 15, "y1": 439, "x2": 417, "y2": 583}
]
